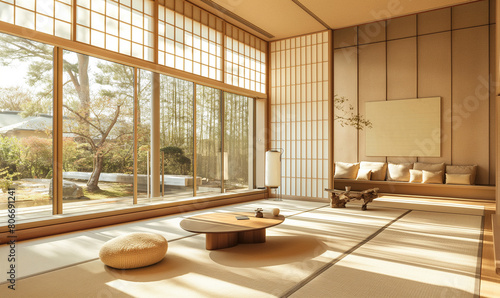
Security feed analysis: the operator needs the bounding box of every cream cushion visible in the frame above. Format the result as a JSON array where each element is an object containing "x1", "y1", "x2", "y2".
[
  {"x1": 99, "y1": 232, "x2": 168, "y2": 269},
  {"x1": 387, "y1": 163, "x2": 413, "y2": 182},
  {"x1": 356, "y1": 169, "x2": 372, "y2": 180},
  {"x1": 359, "y1": 161, "x2": 387, "y2": 181},
  {"x1": 334, "y1": 162, "x2": 359, "y2": 179},
  {"x1": 414, "y1": 162, "x2": 445, "y2": 180},
  {"x1": 422, "y1": 170, "x2": 443, "y2": 184},
  {"x1": 409, "y1": 169, "x2": 422, "y2": 183},
  {"x1": 446, "y1": 165, "x2": 477, "y2": 185},
  {"x1": 446, "y1": 173, "x2": 472, "y2": 185}
]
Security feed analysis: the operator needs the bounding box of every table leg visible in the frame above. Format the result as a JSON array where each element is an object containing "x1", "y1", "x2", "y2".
[
  {"x1": 238, "y1": 228, "x2": 266, "y2": 244},
  {"x1": 330, "y1": 193, "x2": 347, "y2": 208},
  {"x1": 206, "y1": 232, "x2": 238, "y2": 250}
]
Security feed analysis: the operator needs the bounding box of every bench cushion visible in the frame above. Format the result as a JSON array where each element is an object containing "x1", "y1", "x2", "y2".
[
  {"x1": 334, "y1": 162, "x2": 359, "y2": 179},
  {"x1": 446, "y1": 173, "x2": 471, "y2": 185},
  {"x1": 446, "y1": 165, "x2": 477, "y2": 185},
  {"x1": 360, "y1": 161, "x2": 387, "y2": 181},
  {"x1": 414, "y1": 162, "x2": 445, "y2": 181},
  {"x1": 422, "y1": 170, "x2": 443, "y2": 184},
  {"x1": 356, "y1": 169, "x2": 372, "y2": 180},
  {"x1": 409, "y1": 169, "x2": 422, "y2": 183},
  {"x1": 99, "y1": 232, "x2": 168, "y2": 269},
  {"x1": 387, "y1": 163, "x2": 413, "y2": 182}
]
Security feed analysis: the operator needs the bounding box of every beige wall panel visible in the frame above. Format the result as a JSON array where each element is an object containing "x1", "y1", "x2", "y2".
[
  {"x1": 452, "y1": 0, "x2": 489, "y2": 29},
  {"x1": 417, "y1": 8, "x2": 451, "y2": 35},
  {"x1": 490, "y1": 0, "x2": 496, "y2": 24},
  {"x1": 387, "y1": 37, "x2": 417, "y2": 100},
  {"x1": 417, "y1": 32, "x2": 452, "y2": 166},
  {"x1": 387, "y1": 15, "x2": 417, "y2": 40},
  {"x1": 358, "y1": 42, "x2": 386, "y2": 162},
  {"x1": 386, "y1": 37, "x2": 417, "y2": 165},
  {"x1": 497, "y1": 96, "x2": 500, "y2": 207},
  {"x1": 497, "y1": 0, "x2": 500, "y2": 95},
  {"x1": 387, "y1": 157, "x2": 417, "y2": 163},
  {"x1": 334, "y1": 47, "x2": 358, "y2": 163},
  {"x1": 255, "y1": 99, "x2": 266, "y2": 187},
  {"x1": 452, "y1": 26, "x2": 490, "y2": 185},
  {"x1": 358, "y1": 21, "x2": 386, "y2": 45},
  {"x1": 490, "y1": 24, "x2": 496, "y2": 184},
  {"x1": 333, "y1": 27, "x2": 357, "y2": 49}
]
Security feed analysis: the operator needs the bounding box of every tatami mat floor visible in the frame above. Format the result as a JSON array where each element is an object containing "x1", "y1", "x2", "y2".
[{"x1": 0, "y1": 196, "x2": 498, "y2": 297}]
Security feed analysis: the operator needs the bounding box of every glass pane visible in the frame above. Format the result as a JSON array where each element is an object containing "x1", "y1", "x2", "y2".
[
  {"x1": 160, "y1": 76, "x2": 194, "y2": 200},
  {"x1": 62, "y1": 51, "x2": 135, "y2": 214},
  {"x1": 196, "y1": 85, "x2": 221, "y2": 195},
  {"x1": 224, "y1": 92, "x2": 251, "y2": 192},
  {"x1": 0, "y1": 33, "x2": 54, "y2": 221},
  {"x1": 136, "y1": 69, "x2": 152, "y2": 201}
]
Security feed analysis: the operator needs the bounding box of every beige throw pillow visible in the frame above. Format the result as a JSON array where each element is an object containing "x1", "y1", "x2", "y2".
[
  {"x1": 387, "y1": 163, "x2": 413, "y2": 182},
  {"x1": 409, "y1": 169, "x2": 422, "y2": 183},
  {"x1": 359, "y1": 161, "x2": 387, "y2": 181},
  {"x1": 446, "y1": 173, "x2": 471, "y2": 185},
  {"x1": 422, "y1": 170, "x2": 443, "y2": 184},
  {"x1": 356, "y1": 169, "x2": 372, "y2": 180},
  {"x1": 445, "y1": 165, "x2": 477, "y2": 185},
  {"x1": 334, "y1": 162, "x2": 359, "y2": 179},
  {"x1": 414, "y1": 162, "x2": 445, "y2": 180}
]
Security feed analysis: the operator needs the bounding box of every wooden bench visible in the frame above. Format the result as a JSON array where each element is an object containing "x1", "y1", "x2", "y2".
[{"x1": 334, "y1": 179, "x2": 495, "y2": 201}]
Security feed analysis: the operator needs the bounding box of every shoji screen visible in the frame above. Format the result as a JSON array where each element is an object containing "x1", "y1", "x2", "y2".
[
  {"x1": 158, "y1": 0, "x2": 223, "y2": 80},
  {"x1": 225, "y1": 24, "x2": 266, "y2": 93},
  {"x1": 0, "y1": 0, "x2": 72, "y2": 39},
  {"x1": 270, "y1": 31, "x2": 330, "y2": 199},
  {"x1": 76, "y1": 0, "x2": 155, "y2": 61}
]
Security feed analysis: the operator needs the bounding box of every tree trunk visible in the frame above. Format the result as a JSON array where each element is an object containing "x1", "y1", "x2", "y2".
[
  {"x1": 77, "y1": 54, "x2": 91, "y2": 134},
  {"x1": 87, "y1": 151, "x2": 103, "y2": 191}
]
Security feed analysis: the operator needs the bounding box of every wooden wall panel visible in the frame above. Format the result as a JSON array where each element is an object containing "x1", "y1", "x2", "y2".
[
  {"x1": 358, "y1": 21, "x2": 386, "y2": 45},
  {"x1": 334, "y1": 27, "x2": 357, "y2": 49},
  {"x1": 417, "y1": 8, "x2": 451, "y2": 35},
  {"x1": 358, "y1": 42, "x2": 386, "y2": 162},
  {"x1": 387, "y1": 38, "x2": 417, "y2": 100},
  {"x1": 387, "y1": 15, "x2": 417, "y2": 40},
  {"x1": 497, "y1": 0, "x2": 500, "y2": 95},
  {"x1": 386, "y1": 37, "x2": 417, "y2": 164},
  {"x1": 329, "y1": 0, "x2": 494, "y2": 186},
  {"x1": 452, "y1": 26, "x2": 490, "y2": 184},
  {"x1": 255, "y1": 99, "x2": 266, "y2": 187},
  {"x1": 334, "y1": 47, "x2": 358, "y2": 162},
  {"x1": 452, "y1": 0, "x2": 489, "y2": 29},
  {"x1": 490, "y1": 0, "x2": 496, "y2": 24},
  {"x1": 490, "y1": 24, "x2": 496, "y2": 184},
  {"x1": 417, "y1": 32, "x2": 452, "y2": 165}
]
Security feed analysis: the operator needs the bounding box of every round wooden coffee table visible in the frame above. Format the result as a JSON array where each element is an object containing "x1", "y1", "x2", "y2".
[{"x1": 180, "y1": 212, "x2": 285, "y2": 250}]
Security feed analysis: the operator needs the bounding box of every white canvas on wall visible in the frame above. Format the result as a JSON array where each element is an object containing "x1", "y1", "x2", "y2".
[{"x1": 365, "y1": 97, "x2": 441, "y2": 157}]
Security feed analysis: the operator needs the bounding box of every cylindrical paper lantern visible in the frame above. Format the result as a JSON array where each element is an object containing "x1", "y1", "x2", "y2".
[{"x1": 265, "y1": 150, "x2": 281, "y2": 188}]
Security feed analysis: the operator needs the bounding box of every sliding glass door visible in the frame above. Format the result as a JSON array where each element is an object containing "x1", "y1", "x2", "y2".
[
  {"x1": 0, "y1": 33, "x2": 54, "y2": 220},
  {"x1": 62, "y1": 51, "x2": 135, "y2": 214}
]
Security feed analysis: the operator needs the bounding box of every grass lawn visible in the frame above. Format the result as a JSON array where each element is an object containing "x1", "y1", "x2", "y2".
[{"x1": 83, "y1": 182, "x2": 134, "y2": 200}]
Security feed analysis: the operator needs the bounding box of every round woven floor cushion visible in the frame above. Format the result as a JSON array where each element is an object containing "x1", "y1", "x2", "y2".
[{"x1": 99, "y1": 232, "x2": 168, "y2": 269}]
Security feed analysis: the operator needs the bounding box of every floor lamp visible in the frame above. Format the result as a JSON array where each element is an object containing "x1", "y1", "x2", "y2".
[{"x1": 265, "y1": 149, "x2": 283, "y2": 200}]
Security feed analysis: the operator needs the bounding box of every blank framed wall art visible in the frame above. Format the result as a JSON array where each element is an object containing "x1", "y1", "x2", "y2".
[{"x1": 365, "y1": 97, "x2": 441, "y2": 157}]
